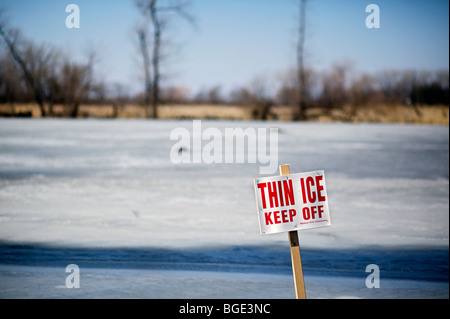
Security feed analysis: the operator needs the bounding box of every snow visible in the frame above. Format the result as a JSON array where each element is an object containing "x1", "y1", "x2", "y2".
[{"x1": 0, "y1": 119, "x2": 448, "y2": 298}]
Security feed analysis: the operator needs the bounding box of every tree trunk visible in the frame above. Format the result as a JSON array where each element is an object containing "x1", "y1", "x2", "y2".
[
  {"x1": 138, "y1": 28, "x2": 152, "y2": 118},
  {"x1": 295, "y1": 0, "x2": 307, "y2": 121},
  {"x1": 150, "y1": 1, "x2": 160, "y2": 119},
  {"x1": 35, "y1": 94, "x2": 47, "y2": 117}
]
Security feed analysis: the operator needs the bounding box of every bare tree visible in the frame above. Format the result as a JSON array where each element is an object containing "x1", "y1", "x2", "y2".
[
  {"x1": 0, "y1": 18, "x2": 55, "y2": 117},
  {"x1": 135, "y1": 0, "x2": 194, "y2": 119},
  {"x1": 347, "y1": 73, "x2": 378, "y2": 120},
  {"x1": 0, "y1": 52, "x2": 28, "y2": 112},
  {"x1": 276, "y1": 69, "x2": 298, "y2": 107},
  {"x1": 294, "y1": 0, "x2": 308, "y2": 120},
  {"x1": 0, "y1": 12, "x2": 95, "y2": 118},
  {"x1": 58, "y1": 55, "x2": 95, "y2": 117},
  {"x1": 318, "y1": 62, "x2": 352, "y2": 111},
  {"x1": 248, "y1": 75, "x2": 274, "y2": 120},
  {"x1": 230, "y1": 75, "x2": 275, "y2": 120},
  {"x1": 110, "y1": 83, "x2": 129, "y2": 118},
  {"x1": 376, "y1": 70, "x2": 403, "y2": 104},
  {"x1": 137, "y1": 26, "x2": 153, "y2": 117},
  {"x1": 277, "y1": 67, "x2": 316, "y2": 109},
  {"x1": 207, "y1": 85, "x2": 223, "y2": 104}
]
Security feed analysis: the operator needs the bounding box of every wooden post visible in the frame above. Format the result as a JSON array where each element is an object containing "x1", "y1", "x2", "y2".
[{"x1": 280, "y1": 164, "x2": 307, "y2": 299}]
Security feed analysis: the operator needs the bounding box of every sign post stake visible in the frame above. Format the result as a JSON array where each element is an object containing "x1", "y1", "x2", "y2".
[{"x1": 280, "y1": 164, "x2": 307, "y2": 299}]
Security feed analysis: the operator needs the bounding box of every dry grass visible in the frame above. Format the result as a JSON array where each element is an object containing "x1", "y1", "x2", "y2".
[{"x1": 1, "y1": 103, "x2": 448, "y2": 125}]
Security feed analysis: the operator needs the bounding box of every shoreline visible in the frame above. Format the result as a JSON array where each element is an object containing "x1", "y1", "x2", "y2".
[{"x1": 1, "y1": 103, "x2": 448, "y2": 125}]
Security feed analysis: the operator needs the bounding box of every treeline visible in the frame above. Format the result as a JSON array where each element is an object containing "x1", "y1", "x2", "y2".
[
  {"x1": 2, "y1": 48, "x2": 448, "y2": 117},
  {"x1": 1, "y1": 9, "x2": 448, "y2": 119},
  {"x1": 161, "y1": 65, "x2": 449, "y2": 120}
]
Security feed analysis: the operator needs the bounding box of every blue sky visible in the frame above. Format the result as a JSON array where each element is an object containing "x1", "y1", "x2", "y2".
[{"x1": 2, "y1": 0, "x2": 449, "y2": 97}]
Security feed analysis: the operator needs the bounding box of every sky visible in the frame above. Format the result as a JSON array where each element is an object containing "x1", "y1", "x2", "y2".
[{"x1": 1, "y1": 0, "x2": 449, "y2": 98}]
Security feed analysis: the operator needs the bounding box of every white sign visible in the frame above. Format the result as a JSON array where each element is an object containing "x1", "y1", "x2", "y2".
[{"x1": 253, "y1": 170, "x2": 331, "y2": 235}]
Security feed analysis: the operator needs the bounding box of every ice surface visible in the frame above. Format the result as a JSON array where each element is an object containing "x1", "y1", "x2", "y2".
[{"x1": 0, "y1": 119, "x2": 448, "y2": 298}]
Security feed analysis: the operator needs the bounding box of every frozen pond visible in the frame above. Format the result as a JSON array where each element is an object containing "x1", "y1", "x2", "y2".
[{"x1": 0, "y1": 119, "x2": 448, "y2": 298}]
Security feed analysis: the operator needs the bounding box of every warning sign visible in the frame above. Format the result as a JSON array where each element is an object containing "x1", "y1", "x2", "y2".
[{"x1": 253, "y1": 170, "x2": 331, "y2": 235}]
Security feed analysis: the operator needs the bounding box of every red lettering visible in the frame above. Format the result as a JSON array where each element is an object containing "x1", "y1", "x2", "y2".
[
  {"x1": 306, "y1": 176, "x2": 316, "y2": 203},
  {"x1": 289, "y1": 209, "x2": 296, "y2": 222},
  {"x1": 315, "y1": 176, "x2": 326, "y2": 202},
  {"x1": 273, "y1": 210, "x2": 281, "y2": 224},
  {"x1": 311, "y1": 205, "x2": 317, "y2": 219},
  {"x1": 281, "y1": 210, "x2": 288, "y2": 223},
  {"x1": 300, "y1": 178, "x2": 307, "y2": 204},
  {"x1": 302, "y1": 207, "x2": 310, "y2": 220},
  {"x1": 257, "y1": 183, "x2": 267, "y2": 209},
  {"x1": 268, "y1": 181, "x2": 279, "y2": 208},
  {"x1": 266, "y1": 209, "x2": 297, "y2": 225},
  {"x1": 302, "y1": 205, "x2": 325, "y2": 221},
  {"x1": 277, "y1": 181, "x2": 284, "y2": 206},
  {"x1": 318, "y1": 205, "x2": 324, "y2": 218},
  {"x1": 283, "y1": 179, "x2": 295, "y2": 206},
  {"x1": 264, "y1": 212, "x2": 273, "y2": 225}
]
